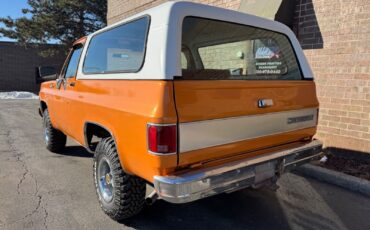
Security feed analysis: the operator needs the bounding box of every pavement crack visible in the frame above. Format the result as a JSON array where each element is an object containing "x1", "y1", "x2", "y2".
[
  {"x1": 23, "y1": 195, "x2": 42, "y2": 220},
  {"x1": 16, "y1": 155, "x2": 29, "y2": 195},
  {"x1": 2, "y1": 130, "x2": 45, "y2": 227},
  {"x1": 43, "y1": 203, "x2": 49, "y2": 230},
  {"x1": 5, "y1": 195, "x2": 42, "y2": 226},
  {"x1": 4, "y1": 130, "x2": 35, "y2": 195}
]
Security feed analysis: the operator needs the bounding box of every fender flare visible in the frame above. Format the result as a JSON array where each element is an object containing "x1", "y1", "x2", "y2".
[{"x1": 83, "y1": 121, "x2": 129, "y2": 173}]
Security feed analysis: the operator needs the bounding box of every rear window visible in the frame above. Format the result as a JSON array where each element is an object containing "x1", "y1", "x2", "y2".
[
  {"x1": 83, "y1": 16, "x2": 149, "y2": 74},
  {"x1": 181, "y1": 17, "x2": 302, "y2": 80}
]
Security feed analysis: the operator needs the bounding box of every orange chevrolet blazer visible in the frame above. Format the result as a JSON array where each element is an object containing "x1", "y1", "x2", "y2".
[{"x1": 37, "y1": 1, "x2": 322, "y2": 221}]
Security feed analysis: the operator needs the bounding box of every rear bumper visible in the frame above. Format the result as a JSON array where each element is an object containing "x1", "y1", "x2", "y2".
[{"x1": 154, "y1": 140, "x2": 323, "y2": 203}]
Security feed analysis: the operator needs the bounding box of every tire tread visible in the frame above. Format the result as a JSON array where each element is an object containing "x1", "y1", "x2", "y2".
[
  {"x1": 94, "y1": 137, "x2": 146, "y2": 221},
  {"x1": 43, "y1": 109, "x2": 66, "y2": 152}
]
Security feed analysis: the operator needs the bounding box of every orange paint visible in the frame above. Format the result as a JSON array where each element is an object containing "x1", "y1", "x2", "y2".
[
  {"x1": 173, "y1": 80, "x2": 319, "y2": 167},
  {"x1": 40, "y1": 80, "x2": 178, "y2": 182}
]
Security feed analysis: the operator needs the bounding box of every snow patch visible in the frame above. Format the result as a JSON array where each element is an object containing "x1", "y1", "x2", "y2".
[{"x1": 0, "y1": 91, "x2": 39, "y2": 99}]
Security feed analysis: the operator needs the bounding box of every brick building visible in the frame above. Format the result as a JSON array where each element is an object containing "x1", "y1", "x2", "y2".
[
  {"x1": 0, "y1": 42, "x2": 65, "y2": 93},
  {"x1": 107, "y1": 0, "x2": 370, "y2": 153}
]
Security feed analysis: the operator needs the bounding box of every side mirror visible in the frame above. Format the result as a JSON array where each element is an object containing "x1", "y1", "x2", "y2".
[{"x1": 35, "y1": 66, "x2": 58, "y2": 84}]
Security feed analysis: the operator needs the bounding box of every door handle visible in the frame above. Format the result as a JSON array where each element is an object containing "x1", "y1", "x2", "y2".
[{"x1": 69, "y1": 82, "x2": 76, "y2": 87}]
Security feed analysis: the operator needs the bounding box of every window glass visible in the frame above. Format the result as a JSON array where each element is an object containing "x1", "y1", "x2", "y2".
[
  {"x1": 65, "y1": 46, "x2": 83, "y2": 78},
  {"x1": 83, "y1": 16, "x2": 149, "y2": 74},
  {"x1": 181, "y1": 52, "x2": 188, "y2": 69},
  {"x1": 181, "y1": 17, "x2": 302, "y2": 80}
]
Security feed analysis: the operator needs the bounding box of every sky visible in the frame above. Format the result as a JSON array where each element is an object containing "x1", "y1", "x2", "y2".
[{"x1": 0, "y1": 0, "x2": 30, "y2": 42}]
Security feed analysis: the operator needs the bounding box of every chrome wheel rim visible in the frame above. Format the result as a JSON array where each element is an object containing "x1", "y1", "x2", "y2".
[
  {"x1": 98, "y1": 157, "x2": 114, "y2": 203},
  {"x1": 44, "y1": 124, "x2": 49, "y2": 144}
]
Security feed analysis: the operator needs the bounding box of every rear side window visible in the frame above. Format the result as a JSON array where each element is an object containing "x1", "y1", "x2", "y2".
[
  {"x1": 181, "y1": 17, "x2": 302, "y2": 80},
  {"x1": 83, "y1": 16, "x2": 149, "y2": 74}
]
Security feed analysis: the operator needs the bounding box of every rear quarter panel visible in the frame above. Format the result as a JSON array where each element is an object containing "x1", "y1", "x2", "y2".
[{"x1": 76, "y1": 80, "x2": 178, "y2": 182}]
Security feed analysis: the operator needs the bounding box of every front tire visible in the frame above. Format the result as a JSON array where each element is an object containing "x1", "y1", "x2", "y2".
[
  {"x1": 43, "y1": 109, "x2": 66, "y2": 152},
  {"x1": 93, "y1": 137, "x2": 146, "y2": 221}
]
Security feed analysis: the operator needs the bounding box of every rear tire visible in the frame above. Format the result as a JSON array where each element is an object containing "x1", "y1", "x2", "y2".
[
  {"x1": 43, "y1": 109, "x2": 66, "y2": 152},
  {"x1": 93, "y1": 137, "x2": 146, "y2": 221}
]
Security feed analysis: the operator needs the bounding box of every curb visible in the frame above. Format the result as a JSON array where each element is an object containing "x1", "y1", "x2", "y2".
[{"x1": 295, "y1": 164, "x2": 370, "y2": 197}]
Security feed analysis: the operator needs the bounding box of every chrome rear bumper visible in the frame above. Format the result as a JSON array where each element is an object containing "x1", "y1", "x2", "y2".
[{"x1": 154, "y1": 140, "x2": 323, "y2": 203}]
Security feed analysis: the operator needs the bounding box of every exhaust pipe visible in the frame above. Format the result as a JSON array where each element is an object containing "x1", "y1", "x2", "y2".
[{"x1": 145, "y1": 190, "x2": 159, "y2": 205}]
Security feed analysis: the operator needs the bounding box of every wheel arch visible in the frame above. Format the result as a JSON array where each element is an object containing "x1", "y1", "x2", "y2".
[
  {"x1": 39, "y1": 101, "x2": 48, "y2": 117},
  {"x1": 84, "y1": 121, "x2": 129, "y2": 173},
  {"x1": 84, "y1": 122, "x2": 113, "y2": 152}
]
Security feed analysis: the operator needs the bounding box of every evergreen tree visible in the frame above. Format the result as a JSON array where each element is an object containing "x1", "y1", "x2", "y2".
[{"x1": 0, "y1": 0, "x2": 107, "y2": 52}]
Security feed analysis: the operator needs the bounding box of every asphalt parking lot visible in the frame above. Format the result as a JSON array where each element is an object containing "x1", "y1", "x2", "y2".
[{"x1": 0, "y1": 100, "x2": 369, "y2": 230}]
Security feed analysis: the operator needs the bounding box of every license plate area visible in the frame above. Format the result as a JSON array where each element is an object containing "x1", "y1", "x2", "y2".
[{"x1": 254, "y1": 161, "x2": 276, "y2": 184}]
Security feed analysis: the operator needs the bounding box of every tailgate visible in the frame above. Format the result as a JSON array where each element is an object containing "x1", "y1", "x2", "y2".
[
  {"x1": 174, "y1": 80, "x2": 318, "y2": 166},
  {"x1": 175, "y1": 17, "x2": 319, "y2": 166}
]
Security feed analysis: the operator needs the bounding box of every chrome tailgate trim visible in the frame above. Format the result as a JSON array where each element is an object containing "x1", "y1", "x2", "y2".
[{"x1": 179, "y1": 108, "x2": 318, "y2": 152}]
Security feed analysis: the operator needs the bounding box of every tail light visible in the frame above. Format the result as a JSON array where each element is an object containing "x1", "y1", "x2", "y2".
[{"x1": 147, "y1": 124, "x2": 177, "y2": 155}]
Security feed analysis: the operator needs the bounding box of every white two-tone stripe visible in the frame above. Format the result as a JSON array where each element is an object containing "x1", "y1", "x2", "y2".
[{"x1": 179, "y1": 108, "x2": 318, "y2": 153}]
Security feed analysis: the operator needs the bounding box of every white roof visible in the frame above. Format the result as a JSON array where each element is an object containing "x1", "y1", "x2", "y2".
[{"x1": 77, "y1": 1, "x2": 313, "y2": 80}]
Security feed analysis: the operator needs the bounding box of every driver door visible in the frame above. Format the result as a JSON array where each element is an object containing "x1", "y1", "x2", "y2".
[{"x1": 54, "y1": 44, "x2": 83, "y2": 137}]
